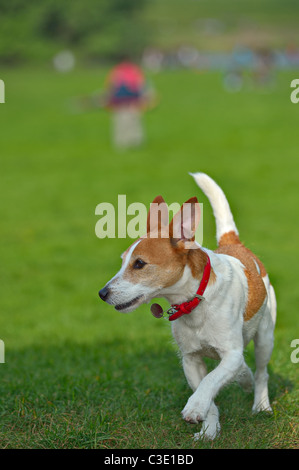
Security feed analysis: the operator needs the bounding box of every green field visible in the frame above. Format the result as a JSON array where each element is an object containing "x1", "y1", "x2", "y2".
[{"x1": 0, "y1": 65, "x2": 298, "y2": 448}]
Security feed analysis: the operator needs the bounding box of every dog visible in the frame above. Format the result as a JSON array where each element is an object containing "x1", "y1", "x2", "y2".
[{"x1": 99, "y1": 173, "x2": 276, "y2": 440}]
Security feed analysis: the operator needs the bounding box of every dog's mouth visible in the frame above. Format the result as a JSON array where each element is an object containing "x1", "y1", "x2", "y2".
[{"x1": 115, "y1": 295, "x2": 143, "y2": 312}]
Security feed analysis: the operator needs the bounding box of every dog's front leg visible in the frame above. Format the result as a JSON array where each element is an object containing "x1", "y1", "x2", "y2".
[
  {"x1": 183, "y1": 353, "x2": 221, "y2": 440},
  {"x1": 182, "y1": 349, "x2": 244, "y2": 423},
  {"x1": 182, "y1": 353, "x2": 207, "y2": 392}
]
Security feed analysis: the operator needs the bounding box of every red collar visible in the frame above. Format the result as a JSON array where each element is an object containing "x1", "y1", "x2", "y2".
[{"x1": 168, "y1": 254, "x2": 211, "y2": 321}]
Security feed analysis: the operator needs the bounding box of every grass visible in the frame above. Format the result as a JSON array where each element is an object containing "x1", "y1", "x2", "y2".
[{"x1": 0, "y1": 64, "x2": 298, "y2": 449}]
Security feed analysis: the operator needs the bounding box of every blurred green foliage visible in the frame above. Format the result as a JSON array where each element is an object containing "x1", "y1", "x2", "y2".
[
  {"x1": 0, "y1": 0, "x2": 149, "y2": 63},
  {"x1": 1, "y1": 0, "x2": 299, "y2": 64}
]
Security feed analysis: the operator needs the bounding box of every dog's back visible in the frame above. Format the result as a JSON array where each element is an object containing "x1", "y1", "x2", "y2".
[{"x1": 191, "y1": 172, "x2": 269, "y2": 323}]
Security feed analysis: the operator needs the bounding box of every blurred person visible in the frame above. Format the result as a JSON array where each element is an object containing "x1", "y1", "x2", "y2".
[
  {"x1": 252, "y1": 48, "x2": 276, "y2": 88},
  {"x1": 104, "y1": 59, "x2": 155, "y2": 149},
  {"x1": 223, "y1": 45, "x2": 254, "y2": 92},
  {"x1": 286, "y1": 42, "x2": 299, "y2": 68}
]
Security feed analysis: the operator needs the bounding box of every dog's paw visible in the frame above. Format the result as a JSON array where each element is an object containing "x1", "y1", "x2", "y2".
[
  {"x1": 181, "y1": 397, "x2": 209, "y2": 424},
  {"x1": 182, "y1": 408, "x2": 203, "y2": 424},
  {"x1": 252, "y1": 401, "x2": 273, "y2": 414},
  {"x1": 193, "y1": 420, "x2": 221, "y2": 442}
]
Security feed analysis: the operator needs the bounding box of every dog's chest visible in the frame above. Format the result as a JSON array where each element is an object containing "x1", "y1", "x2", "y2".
[{"x1": 171, "y1": 317, "x2": 221, "y2": 360}]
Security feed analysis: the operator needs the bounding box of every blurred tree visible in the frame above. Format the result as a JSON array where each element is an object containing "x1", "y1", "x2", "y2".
[{"x1": 0, "y1": 0, "x2": 149, "y2": 63}]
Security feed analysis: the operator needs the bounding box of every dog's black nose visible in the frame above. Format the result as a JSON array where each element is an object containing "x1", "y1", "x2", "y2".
[{"x1": 99, "y1": 286, "x2": 110, "y2": 301}]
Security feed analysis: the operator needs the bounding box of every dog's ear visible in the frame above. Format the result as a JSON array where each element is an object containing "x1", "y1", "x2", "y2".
[
  {"x1": 147, "y1": 195, "x2": 169, "y2": 235},
  {"x1": 169, "y1": 197, "x2": 201, "y2": 249}
]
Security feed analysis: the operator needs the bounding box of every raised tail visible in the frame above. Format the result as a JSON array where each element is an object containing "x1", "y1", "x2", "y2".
[{"x1": 190, "y1": 172, "x2": 241, "y2": 247}]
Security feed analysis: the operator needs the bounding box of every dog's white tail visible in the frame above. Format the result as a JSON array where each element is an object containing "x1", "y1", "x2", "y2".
[{"x1": 190, "y1": 172, "x2": 240, "y2": 246}]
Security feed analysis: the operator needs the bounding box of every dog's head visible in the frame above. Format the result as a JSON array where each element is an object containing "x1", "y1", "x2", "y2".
[{"x1": 98, "y1": 196, "x2": 201, "y2": 313}]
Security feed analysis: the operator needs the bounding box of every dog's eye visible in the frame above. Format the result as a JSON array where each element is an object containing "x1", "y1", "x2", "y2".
[{"x1": 133, "y1": 259, "x2": 147, "y2": 269}]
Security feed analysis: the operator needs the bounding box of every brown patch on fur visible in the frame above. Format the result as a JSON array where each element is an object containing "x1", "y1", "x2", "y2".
[
  {"x1": 243, "y1": 268, "x2": 267, "y2": 321},
  {"x1": 124, "y1": 237, "x2": 187, "y2": 288},
  {"x1": 253, "y1": 256, "x2": 267, "y2": 278},
  {"x1": 121, "y1": 239, "x2": 142, "y2": 260},
  {"x1": 123, "y1": 234, "x2": 216, "y2": 291},
  {"x1": 215, "y1": 242, "x2": 267, "y2": 321},
  {"x1": 188, "y1": 249, "x2": 216, "y2": 285},
  {"x1": 208, "y1": 268, "x2": 217, "y2": 285},
  {"x1": 218, "y1": 230, "x2": 241, "y2": 246}
]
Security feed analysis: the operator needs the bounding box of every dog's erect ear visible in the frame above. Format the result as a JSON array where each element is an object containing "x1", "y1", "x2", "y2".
[
  {"x1": 147, "y1": 195, "x2": 169, "y2": 235},
  {"x1": 169, "y1": 197, "x2": 201, "y2": 248}
]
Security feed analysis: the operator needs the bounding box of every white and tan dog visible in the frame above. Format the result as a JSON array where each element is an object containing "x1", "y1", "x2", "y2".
[{"x1": 99, "y1": 173, "x2": 276, "y2": 440}]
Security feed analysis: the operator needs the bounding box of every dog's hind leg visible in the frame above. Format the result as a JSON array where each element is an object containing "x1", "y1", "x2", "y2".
[
  {"x1": 235, "y1": 362, "x2": 254, "y2": 392},
  {"x1": 182, "y1": 354, "x2": 220, "y2": 440},
  {"x1": 252, "y1": 284, "x2": 276, "y2": 413}
]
